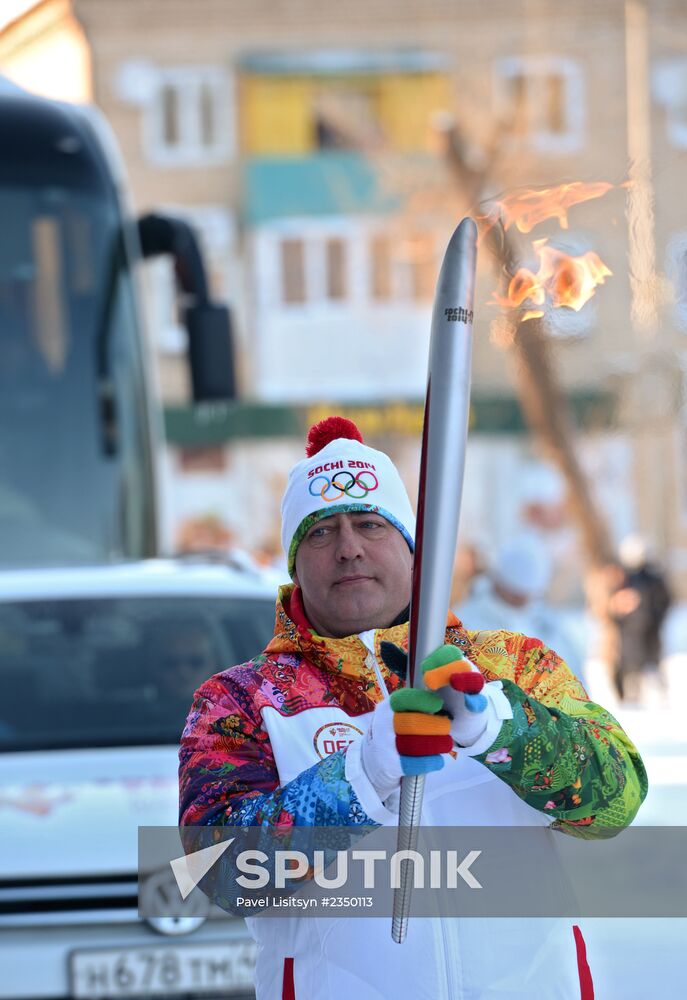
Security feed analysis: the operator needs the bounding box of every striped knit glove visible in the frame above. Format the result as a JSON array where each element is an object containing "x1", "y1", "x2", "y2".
[
  {"x1": 360, "y1": 656, "x2": 454, "y2": 803},
  {"x1": 381, "y1": 641, "x2": 490, "y2": 749},
  {"x1": 421, "y1": 645, "x2": 489, "y2": 748}
]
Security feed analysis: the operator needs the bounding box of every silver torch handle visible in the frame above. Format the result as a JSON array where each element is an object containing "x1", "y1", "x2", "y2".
[{"x1": 391, "y1": 217, "x2": 478, "y2": 944}]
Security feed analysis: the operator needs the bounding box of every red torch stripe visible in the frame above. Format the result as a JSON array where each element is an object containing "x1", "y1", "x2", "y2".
[
  {"x1": 282, "y1": 957, "x2": 295, "y2": 1000},
  {"x1": 408, "y1": 382, "x2": 431, "y2": 687},
  {"x1": 573, "y1": 925, "x2": 594, "y2": 999}
]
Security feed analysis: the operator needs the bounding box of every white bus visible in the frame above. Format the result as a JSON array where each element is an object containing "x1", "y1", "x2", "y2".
[{"x1": 0, "y1": 80, "x2": 235, "y2": 568}]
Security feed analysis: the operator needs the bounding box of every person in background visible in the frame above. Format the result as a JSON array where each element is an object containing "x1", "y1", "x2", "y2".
[
  {"x1": 450, "y1": 539, "x2": 487, "y2": 606},
  {"x1": 456, "y1": 533, "x2": 586, "y2": 682},
  {"x1": 608, "y1": 534, "x2": 672, "y2": 704}
]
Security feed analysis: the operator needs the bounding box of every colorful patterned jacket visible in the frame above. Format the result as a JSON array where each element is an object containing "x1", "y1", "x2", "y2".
[
  {"x1": 179, "y1": 585, "x2": 646, "y2": 836},
  {"x1": 178, "y1": 584, "x2": 647, "y2": 1000}
]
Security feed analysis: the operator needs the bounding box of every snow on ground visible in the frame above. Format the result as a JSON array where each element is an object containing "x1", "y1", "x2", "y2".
[{"x1": 572, "y1": 605, "x2": 687, "y2": 998}]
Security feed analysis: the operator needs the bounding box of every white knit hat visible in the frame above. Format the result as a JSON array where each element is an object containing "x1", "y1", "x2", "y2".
[
  {"x1": 491, "y1": 534, "x2": 552, "y2": 599},
  {"x1": 281, "y1": 417, "x2": 415, "y2": 577},
  {"x1": 619, "y1": 533, "x2": 649, "y2": 570}
]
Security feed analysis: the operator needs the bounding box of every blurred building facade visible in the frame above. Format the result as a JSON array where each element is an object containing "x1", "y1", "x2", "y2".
[{"x1": 2, "y1": 0, "x2": 686, "y2": 597}]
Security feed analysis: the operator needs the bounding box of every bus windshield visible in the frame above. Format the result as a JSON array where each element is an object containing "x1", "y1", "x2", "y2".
[{"x1": 0, "y1": 180, "x2": 155, "y2": 567}]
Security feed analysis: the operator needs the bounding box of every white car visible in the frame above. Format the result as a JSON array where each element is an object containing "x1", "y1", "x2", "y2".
[{"x1": 0, "y1": 559, "x2": 282, "y2": 1000}]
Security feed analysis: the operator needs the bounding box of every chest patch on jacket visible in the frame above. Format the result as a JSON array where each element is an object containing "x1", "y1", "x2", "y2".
[
  {"x1": 261, "y1": 705, "x2": 371, "y2": 785},
  {"x1": 313, "y1": 721, "x2": 364, "y2": 759}
]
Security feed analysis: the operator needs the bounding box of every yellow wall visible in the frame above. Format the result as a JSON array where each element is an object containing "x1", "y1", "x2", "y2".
[
  {"x1": 241, "y1": 76, "x2": 312, "y2": 154},
  {"x1": 377, "y1": 73, "x2": 451, "y2": 151},
  {"x1": 241, "y1": 71, "x2": 451, "y2": 155}
]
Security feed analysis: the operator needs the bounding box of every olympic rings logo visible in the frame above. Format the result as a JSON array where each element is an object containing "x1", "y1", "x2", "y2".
[{"x1": 308, "y1": 471, "x2": 379, "y2": 502}]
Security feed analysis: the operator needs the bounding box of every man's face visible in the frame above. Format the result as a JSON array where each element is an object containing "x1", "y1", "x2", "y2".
[{"x1": 293, "y1": 511, "x2": 412, "y2": 638}]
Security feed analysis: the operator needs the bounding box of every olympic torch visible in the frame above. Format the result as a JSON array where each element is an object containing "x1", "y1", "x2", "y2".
[{"x1": 392, "y1": 217, "x2": 478, "y2": 944}]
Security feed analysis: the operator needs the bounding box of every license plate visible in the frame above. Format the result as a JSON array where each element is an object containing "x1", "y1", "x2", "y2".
[{"x1": 69, "y1": 940, "x2": 256, "y2": 998}]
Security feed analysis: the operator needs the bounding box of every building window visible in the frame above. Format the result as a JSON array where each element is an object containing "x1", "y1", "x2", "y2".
[
  {"x1": 312, "y1": 85, "x2": 382, "y2": 150},
  {"x1": 277, "y1": 233, "x2": 348, "y2": 307},
  {"x1": 239, "y1": 53, "x2": 450, "y2": 155},
  {"x1": 493, "y1": 56, "x2": 585, "y2": 154},
  {"x1": 145, "y1": 67, "x2": 233, "y2": 166},
  {"x1": 280, "y1": 239, "x2": 307, "y2": 304},
  {"x1": 369, "y1": 231, "x2": 436, "y2": 303},
  {"x1": 666, "y1": 233, "x2": 687, "y2": 330},
  {"x1": 371, "y1": 235, "x2": 392, "y2": 301},
  {"x1": 403, "y1": 233, "x2": 436, "y2": 302},
  {"x1": 325, "y1": 238, "x2": 347, "y2": 300},
  {"x1": 666, "y1": 99, "x2": 687, "y2": 149},
  {"x1": 269, "y1": 225, "x2": 436, "y2": 310},
  {"x1": 160, "y1": 84, "x2": 180, "y2": 146},
  {"x1": 654, "y1": 60, "x2": 687, "y2": 148}
]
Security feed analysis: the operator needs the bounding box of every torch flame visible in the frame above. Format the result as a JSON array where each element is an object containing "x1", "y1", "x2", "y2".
[
  {"x1": 493, "y1": 239, "x2": 612, "y2": 316},
  {"x1": 481, "y1": 181, "x2": 616, "y2": 235}
]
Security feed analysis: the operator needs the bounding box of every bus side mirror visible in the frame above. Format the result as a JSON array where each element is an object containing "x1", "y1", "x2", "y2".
[
  {"x1": 137, "y1": 213, "x2": 238, "y2": 402},
  {"x1": 185, "y1": 302, "x2": 236, "y2": 402}
]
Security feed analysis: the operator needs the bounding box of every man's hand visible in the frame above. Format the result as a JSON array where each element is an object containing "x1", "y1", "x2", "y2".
[
  {"x1": 360, "y1": 664, "x2": 453, "y2": 803},
  {"x1": 381, "y1": 641, "x2": 489, "y2": 750},
  {"x1": 420, "y1": 645, "x2": 490, "y2": 748},
  {"x1": 608, "y1": 587, "x2": 641, "y2": 616}
]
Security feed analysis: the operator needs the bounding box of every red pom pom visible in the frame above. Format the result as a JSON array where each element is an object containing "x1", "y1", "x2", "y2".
[{"x1": 305, "y1": 416, "x2": 364, "y2": 457}]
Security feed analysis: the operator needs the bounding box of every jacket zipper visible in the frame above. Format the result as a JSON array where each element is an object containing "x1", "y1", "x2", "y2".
[
  {"x1": 358, "y1": 630, "x2": 389, "y2": 701},
  {"x1": 370, "y1": 650, "x2": 389, "y2": 701}
]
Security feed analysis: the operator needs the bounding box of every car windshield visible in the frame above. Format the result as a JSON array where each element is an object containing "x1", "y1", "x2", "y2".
[{"x1": 0, "y1": 594, "x2": 276, "y2": 752}]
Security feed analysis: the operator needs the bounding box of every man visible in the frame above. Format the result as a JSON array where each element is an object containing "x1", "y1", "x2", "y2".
[
  {"x1": 179, "y1": 417, "x2": 647, "y2": 1000},
  {"x1": 608, "y1": 534, "x2": 672, "y2": 703}
]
